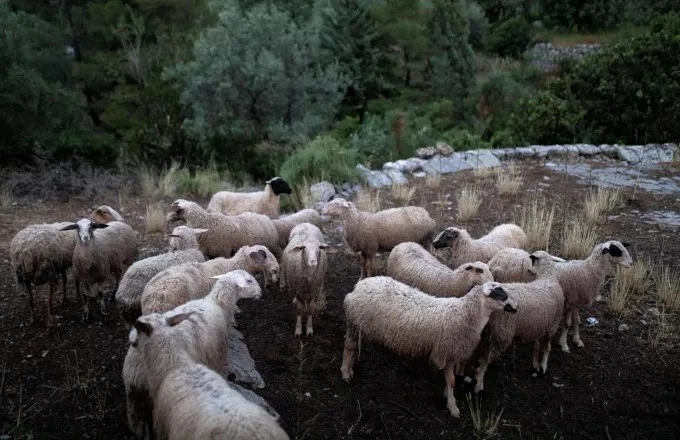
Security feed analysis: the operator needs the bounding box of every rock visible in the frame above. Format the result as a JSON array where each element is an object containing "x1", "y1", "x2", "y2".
[
  {"x1": 413, "y1": 171, "x2": 427, "y2": 178},
  {"x1": 383, "y1": 157, "x2": 427, "y2": 173},
  {"x1": 436, "y1": 142, "x2": 454, "y2": 157},
  {"x1": 647, "y1": 307, "x2": 661, "y2": 317},
  {"x1": 415, "y1": 146, "x2": 438, "y2": 159},
  {"x1": 384, "y1": 169, "x2": 408, "y2": 185},
  {"x1": 618, "y1": 323, "x2": 630, "y2": 332},
  {"x1": 576, "y1": 144, "x2": 601, "y2": 156},
  {"x1": 309, "y1": 181, "x2": 336, "y2": 203},
  {"x1": 463, "y1": 149, "x2": 501, "y2": 168},
  {"x1": 423, "y1": 153, "x2": 474, "y2": 175},
  {"x1": 227, "y1": 328, "x2": 265, "y2": 389},
  {"x1": 228, "y1": 381, "x2": 280, "y2": 420},
  {"x1": 515, "y1": 146, "x2": 536, "y2": 158},
  {"x1": 355, "y1": 164, "x2": 392, "y2": 188}
]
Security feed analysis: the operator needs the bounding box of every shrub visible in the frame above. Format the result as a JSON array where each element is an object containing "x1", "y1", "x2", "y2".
[
  {"x1": 330, "y1": 115, "x2": 361, "y2": 141},
  {"x1": 348, "y1": 114, "x2": 391, "y2": 167},
  {"x1": 280, "y1": 135, "x2": 358, "y2": 185},
  {"x1": 487, "y1": 15, "x2": 533, "y2": 58},
  {"x1": 440, "y1": 129, "x2": 490, "y2": 151},
  {"x1": 463, "y1": 1, "x2": 490, "y2": 49},
  {"x1": 560, "y1": 219, "x2": 598, "y2": 259},
  {"x1": 457, "y1": 185, "x2": 482, "y2": 222}
]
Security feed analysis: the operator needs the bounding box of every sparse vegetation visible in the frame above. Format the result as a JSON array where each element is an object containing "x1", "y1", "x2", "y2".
[
  {"x1": 457, "y1": 185, "x2": 482, "y2": 222},
  {"x1": 288, "y1": 177, "x2": 316, "y2": 211},
  {"x1": 655, "y1": 265, "x2": 680, "y2": 310},
  {"x1": 560, "y1": 219, "x2": 599, "y2": 259},
  {"x1": 145, "y1": 203, "x2": 167, "y2": 233},
  {"x1": 425, "y1": 174, "x2": 442, "y2": 189},
  {"x1": 391, "y1": 182, "x2": 417, "y2": 205},
  {"x1": 608, "y1": 266, "x2": 637, "y2": 313},
  {"x1": 584, "y1": 187, "x2": 622, "y2": 224},
  {"x1": 356, "y1": 189, "x2": 381, "y2": 213},
  {"x1": 495, "y1": 161, "x2": 523, "y2": 195},
  {"x1": 0, "y1": 183, "x2": 13, "y2": 207},
  {"x1": 467, "y1": 395, "x2": 504, "y2": 440},
  {"x1": 474, "y1": 166, "x2": 497, "y2": 178},
  {"x1": 520, "y1": 197, "x2": 556, "y2": 251}
]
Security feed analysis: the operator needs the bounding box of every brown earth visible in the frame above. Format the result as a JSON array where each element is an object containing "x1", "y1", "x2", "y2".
[{"x1": 0, "y1": 158, "x2": 679, "y2": 439}]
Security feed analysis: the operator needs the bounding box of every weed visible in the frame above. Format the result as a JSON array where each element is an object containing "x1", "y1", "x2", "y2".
[
  {"x1": 655, "y1": 265, "x2": 680, "y2": 310},
  {"x1": 0, "y1": 182, "x2": 14, "y2": 207},
  {"x1": 145, "y1": 203, "x2": 167, "y2": 233},
  {"x1": 391, "y1": 182, "x2": 417, "y2": 205},
  {"x1": 560, "y1": 219, "x2": 598, "y2": 259},
  {"x1": 474, "y1": 166, "x2": 497, "y2": 179},
  {"x1": 520, "y1": 197, "x2": 555, "y2": 251},
  {"x1": 495, "y1": 161, "x2": 523, "y2": 195},
  {"x1": 356, "y1": 189, "x2": 381, "y2": 213},
  {"x1": 457, "y1": 185, "x2": 482, "y2": 222},
  {"x1": 583, "y1": 187, "x2": 622, "y2": 224},
  {"x1": 425, "y1": 173, "x2": 441, "y2": 189},
  {"x1": 467, "y1": 395, "x2": 504, "y2": 440},
  {"x1": 288, "y1": 177, "x2": 316, "y2": 211},
  {"x1": 608, "y1": 266, "x2": 636, "y2": 314}
]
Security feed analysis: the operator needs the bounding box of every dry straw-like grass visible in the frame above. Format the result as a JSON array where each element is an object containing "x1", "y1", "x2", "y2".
[
  {"x1": 0, "y1": 183, "x2": 13, "y2": 207},
  {"x1": 467, "y1": 396, "x2": 504, "y2": 440},
  {"x1": 608, "y1": 266, "x2": 637, "y2": 313},
  {"x1": 520, "y1": 197, "x2": 556, "y2": 251},
  {"x1": 425, "y1": 173, "x2": 441, "y2": 189},
  {"x1": 495, "y1": 161, "x2": 523, "y2": 195},
  {"x1": 356, "y1": 189, "x2": 381, "y2": 213},
  {"x1": 457, "y1": 185, "x2": 482, "y2": 222},
  {"x1": 145, "y1": 203, "x2": 167, "y2": 233},
  {"x1": 290, "y1": 177, "x2": 315, "y2": 210},
  {"x1": 474, "y1": 166, "x2": 497, "y2": 179},
  {"x1": 560, "y1": 219, "x2": 599, "y2": 259},
  {"x1": 655, "y1": 265, "x2": 680, "y2": 310},
  {"x1": 391, "y1": 182, "x2": 417, "y2": 205},
  {"x1": 584, "y1": 186, "x2": 622, "y2": 224}
]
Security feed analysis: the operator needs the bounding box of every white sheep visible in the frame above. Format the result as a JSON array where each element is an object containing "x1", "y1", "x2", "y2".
[
  {"x1": 272, "y1": 208, "x2": 322, "y2": 248},
  {"x1": 207, "y1": 177, "x2": 292, "y2": 219},
  {"x1": 341, "y1": 278, "x2": 518, "y2": 417},
  {"x1": 61, "y1": 219, "x2": 137, "y2": 321},
  {"x1": 167, "y1": 199, "x2": 280, "y2": 258},
  {"x1": 141, "y1": 245, "x2": 279, "y2": 315},
  {"x1": 473, "y1": 252, "x2": 564, "y2": 394},
  {"x1": 321, "y1": 198, "x2": 436, "y2": 278},
  {"x1": 432, "y1": 223, "x2": 527, "y2": 268},
  {"x1": 487, "y1": 248, "x2": 565, "y2": 283},
  {"x1": 10, "y1": 222, "x2": 79, "y2": 327},
  {"x1": 124, "y1": 270, "x2": 262, "y2": 439},
  {"x1": 280, "y1": 223, "x2": 335, "y2": 337},
  {"x1": 386, "y1": 242, "x2": 493, "y2": 297},
  {"x1": 115, "y1": 226, "x2": 207, "y2": 328},
  {"x1": 89, "y1": 205, "x2": 124, "y2": 223},
  {"x1": 556, "y1": 240, "x2": 633, "y2": 352}
]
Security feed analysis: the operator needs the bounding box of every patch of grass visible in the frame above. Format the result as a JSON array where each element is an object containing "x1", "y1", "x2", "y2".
[
  {"x1": 608, "y1": 266, "x2": 637, "y2": 314},
  {"x1": 495, "y1": 161, "x2": 523, "y2": 195},
  {"x1": 474, "y1": 166, "x2": 497, "y2": 179},
  {"x1": 560, "y1": 219, "x2": 598, "y2": 259},
  {"x1": 648, "y1": 307, "x2": 673, "y2": 349},
  {"x1": 0, "y1": 182, "x2": 14, "y2": 207},
  {"x1": 356, "y1": 189, "x2": 381, "y2": 213},
  {"x1": 655, "y1": 265, "x2": 680, "y2": 311},
  {"x1": 287, "y1": 177, "x2": 315, "y2": 211},
  {"x1": 583, "y1": 186, "x2": 622, "y2": 224},
  {"x1": 533, "y1": 25, "x2": 647, "y2": 47},
  {"x1": 425, "y1": 173, "x2": 441, "y2": 189},
  {"x1": 391, "y1": 182, "x2": 417, "y2": 205},
  {"x1": 467, "y1": 395, "x2": 503, "y2": 440},
  {"x1": 520, "y1": 197, "x2": 556, "y2": 251},
  {"x1": 145, "y1": 203, "x2": 167, "y2": 233},
  {"x1": 136, "y1": 163, "x2": 161, "y2": 197},
  {"x1": 457, "y1": 185, "x2": 482, "y2": 222}
]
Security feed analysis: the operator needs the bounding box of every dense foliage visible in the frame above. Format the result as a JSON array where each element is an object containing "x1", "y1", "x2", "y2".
[{"x1": 2, "y1": 0, "x2": 680, "y2": 181}]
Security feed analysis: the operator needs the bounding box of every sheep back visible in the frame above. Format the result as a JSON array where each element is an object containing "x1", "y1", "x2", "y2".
[
  {"x1": 273, "y1": 209, "x2": 322, "y2": 248},
  {"x1": 281, "y1": 223, "x2": 328, "y2": 305},
  {"x1": 10, "y1": 222, "x2": 76, "y2": 286}
]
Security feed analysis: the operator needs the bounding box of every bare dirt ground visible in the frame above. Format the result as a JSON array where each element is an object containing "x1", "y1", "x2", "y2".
[{"x1": 0, "y1": 158, "x2": 679, "y2": 439}]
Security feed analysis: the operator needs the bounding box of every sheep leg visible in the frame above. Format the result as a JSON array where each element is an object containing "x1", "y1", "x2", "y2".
[
  {"x1": 341, "y1": 327, "x2": 359, "y2": 381},
  {"x1": 81, "y1": 288, "x2": 91, "y2": 322},
  {"x1": 572, "y1": 308, "x2": 584, "y2": 348},
  {"x1": 540, "y1": 334, "x2": 552, "y2": 374},
  {"x1": 294, "y1": 297, "x2": 303, "y2": 337},
  {"x1": 364, "y1": 254, "x2": 373, "y2": 278},
  {"x1": 444, "y1": 363, "x2": 461, "y2": 418},
  {"x1": 531, "y1": 340, "x2": 541, "y2": 376},
  {"x1": 358, "y1": 253, "x2": 366, "y2": 279},
  {"x1": 75, "y1": 278, "x2": 81, "y2": 303},
  {"x1": 474, "y1": 349, "x2": 491, "y2": 394},
  {"x1": 46, "y1": 282, "x2": 56, "y2": 329},
  {"x1": 559, "y1": 307, "x2": 573, "y2": 353},
  {"x1": 110, "y1": 272, "x2": 121, "y2": 303},
  {"x1": 306, "y1": 299, "x2": 315, "y2": 337},
  {"x1": 24, "y1": 281, "x2": 36, "y2": 324},
  {"x1": 61, "y1": 270, "x2": 68, "y2": 304}
]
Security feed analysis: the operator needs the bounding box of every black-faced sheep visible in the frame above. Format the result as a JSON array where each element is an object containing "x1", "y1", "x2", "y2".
[{"x1": 206, "y1": 177, "x2": 292, "y2": 219}]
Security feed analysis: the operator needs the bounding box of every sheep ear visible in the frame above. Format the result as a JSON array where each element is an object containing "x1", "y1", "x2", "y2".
[
  {"x1": 166, "y1": 311, "x2": 195, "y2": 327},
  {"x1": 465, "y1": 265, "x2": 473, "y2": 271},
  {"x1": 621, "y1": 242, "x2": 631, "y2": 248},
  {"x1": 169, "y1": 201, "x2": 181, "y2": 212},
  {"x1": 60, "y1": 224, "x2": 79, "y2": 231},
  {"x1": 192, "y1": 228, "x2": 209, "y2": 235},
  {"x1": 91, "y1": 222, "x2": 109, "y2": 229},
  {"x1": 128, "y1": 327, "x2": 140, "y2": 347},
  {"x1": 235, "y1": 276, "x2": 251, "y2": 288},
  {"x1": 488, "y1": 286, "x2": 508, "y2": 301},
  {"x1": 529, "y1": 255, "x2": 539, "y2": 265},
  {"x1": 249, "y1": 250, "x2": 266, "y2": 263},
  {"x1": 134, "y1": 318, "x2": 154, "y2": 337},
  {"x1": 601, "y1": 247, "x2": 610, "y2": 255},
  {"x1": 342, "y1": 200, "x2": 350, "y2": 208},
  {"x1": 608, "y1": 243, "x2": 623, "y2": 257},
  {"x1": 475, "y1": 267, "x2": 483, "y2": 274},
  {"x1": 288, "y1": 245, "x2": 305, "y2": 254},
  {"x1": 320, "y1": 244, "x2": 337, "y2": 254}
]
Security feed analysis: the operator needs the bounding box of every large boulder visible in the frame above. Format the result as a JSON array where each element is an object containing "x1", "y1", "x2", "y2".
[{"x1": 309, "y1": 181, "x2": 336, "y2": 203}]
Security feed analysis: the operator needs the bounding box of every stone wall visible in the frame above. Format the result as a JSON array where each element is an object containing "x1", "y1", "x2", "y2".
[{"x1": 529, "y1": 42, "x2": 602, "y2": 72}]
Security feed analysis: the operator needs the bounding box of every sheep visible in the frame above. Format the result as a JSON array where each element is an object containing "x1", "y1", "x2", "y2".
[
  {"x1": 90, "y1": 205, "x2": 124, "y2": 223},
  {"x1": 556, "y1": 240, "x2": 633, "y2": 353},
  {"x1": 385, "y1": 242, "x2": 493, "y2": 297},
  {"x1": 124, "y1": 270, "x2": 262, "y2": 440},
  {"x1": 115, "y1": 226, "x2": 207, "y2": 328},
  {"x1": 280, "y1": 223, "x2": 335, "y2": 337},
  {"x1": 207, "y1": 176, "x2": 292, "y2": 219},
  {"x1": 60, "y1": 219, "x2": 137, "y2": 321},
  {"x1": 9, "y1": 222, "x2": 79, "y2": 327},
  {"x1": 166, "y1": 199, "x2": 280, "y2": 258},
  {"x1": 321, "y1": 198, "x2": 436, "y2": 278},
  {"x1": 141, "y1": 245, "x2": 279, "y2": 315},
  {"x1": 487, "y1": 248, "x2": 565, "y2": 283},
  {"x1": 272, "y1": 208, "x2": 322, "y2": 248},
  {"x1": 473, "y1": 252, "x2": 565, "y2": 394},
  {"x1": 432, "y1": 223, "x2": 528, "y2": 268},
  {"x1": 341, "y1": 279, "x2": 518, "y2": 418}
]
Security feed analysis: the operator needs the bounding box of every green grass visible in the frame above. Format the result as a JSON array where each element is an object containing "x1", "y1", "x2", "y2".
[{"x1": 534, "y1": 25, "x2": 647, "y2": 47}]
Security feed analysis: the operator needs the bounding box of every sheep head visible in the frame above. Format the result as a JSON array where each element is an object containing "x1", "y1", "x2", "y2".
[
  {"x1": 60, "y1": 218, "x2": 108, "y2": 244},
  {"x1": 211, "y1": 269, "x2": 262, "y2": 301},
  {"x1": 167, "y1": 199, "x2": 193, "y2": 222},
  {"x1": 527, "y1": 251, "x2": 561, "y2": 277},
  {"x1": 461, "y1": 261, "x2": 493, "y2": 286},
  {"x1": 90, "y1": 205, "x2": 123, "y2": 224},
  {"x1": 432, "y1": 227, "x2": 461, "y2": 249},
  {"x1": 321, "y1": 198, "x2": 352, "y2": 217},
  {"x1": 267, "y1": 177, "x2": 292, "y2": 195},
  {"x1": 246, "y1": 246, "x2": 280, "y2": 283},
  {"x1": 479, "y1": 282, "x2": 518, "y2": 313},
  {"x1": 288, "y1": 241, "x2": 336, "y2": 268},
  {"x1": 601, "y1": 240, "x2": 633, "y2": 268}
]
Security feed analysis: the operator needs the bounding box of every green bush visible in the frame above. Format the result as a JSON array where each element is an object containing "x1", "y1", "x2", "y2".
[
  {"x1": 487, "y1": 16, "x2": 533, "y2": 58},
  {"x1": 280, "y1": 135, "x2": 358, "y2": 185},
  {"x1": 330, "y1": 115, "x2": 361, "y2": 141},
  {"x1": 489, "y1": 129, "x2": 518, "y2": 148},
  {"x1": 348, "y1": 115, "x2": 392, "y2": 167},
  {"x1": 464, "y1": 1, "x2": 490, "y2": 49},
  {"x1": 440, "y1": 128, "x2": 490, "y2": 151}
]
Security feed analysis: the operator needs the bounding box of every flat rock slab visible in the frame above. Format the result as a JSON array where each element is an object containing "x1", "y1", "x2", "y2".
[
  {"x1": 423, "y1": 153, "x2": 474, "y2": 174},
  {"x1": 227, "y1": 328, "x2": 265, "y2": 389},
  {"x1": 356, "y1": 164, "x2": 393, "y2": 188}
]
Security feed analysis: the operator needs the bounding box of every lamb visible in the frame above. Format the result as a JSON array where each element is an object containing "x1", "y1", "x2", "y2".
[
  {"x1": 167, "y1": 199, "x2": 280, "y2": 258},
  {"x1": 90, "y1": 205, "x2": 124, "y2": 223},
  {"x1": 473, "y1": 252, "x2": 565, "y2": 394},
  {"x1": 321, "y1": 198, "x2": 436, "y2": 278},
  {"x1": 124, "y1": 270, "x2": 263, "y2": 439},
  {"x1": 60, "y1": 219, "x2": 137, "y2": 321},
  {"x1": 272, "y1": 208, "x2": 322, "y2": 248},
  {"x1": 488, "y1": 248, "x2": 565, "y2": 282},
  {"x1": 385, "y1": 242, "x2": 493, "y2": 297},
  {"x1": 432, "y1": 223, "x2": 528, "y2": 268},
  {"x1": 10, "y1": 222, "x2": 79, "y2": 327},
  {"x1": 141, "y1": 245, "x2": 279, "y2": 315},
  {"x1": 341, "y1": 278, "x2": 518, "y2": 417},
  {"x1": 115, "y1": 226, "x2": 207, "y2": 328},
  {"x1": 280, "y1": 223, "x2": 335, "y2": 337},
  {"x1": 207, "y1": 176, "x2": 292, "y2": 219},
  {"x1": 556, "y1": 240, "x2": 633, "y2": 353}
]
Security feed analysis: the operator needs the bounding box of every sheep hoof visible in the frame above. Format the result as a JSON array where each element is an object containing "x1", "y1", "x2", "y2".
[
  {"x1": 560, "y1": 345, "x2": 570, "y2": 353},
  {"x1": 295, "y1": 329, "x2": 302, "y2": 337},
  {"x1": 306, "y1": 328, "x2": 313, "y2": 337},
  {"x1": 81, "y1": 311, "x2": 90, "y2": 323},
  {"x1": 341, "y1": 368, "x2": 353, "y2": 382},
  {"x1": 448, "y1": 406, "x2": 461, "y2": 418},
  {"x1": 473, "y1": 384, "x2": 484, "y2": 394},
  {"x1": 575, "y1": 340, "x2": 585, "y2": 348}
]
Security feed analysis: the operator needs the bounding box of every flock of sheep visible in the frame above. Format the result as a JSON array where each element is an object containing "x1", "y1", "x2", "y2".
[{"x1": 8, "y1": 175, "x2": 634, "y2": 439}]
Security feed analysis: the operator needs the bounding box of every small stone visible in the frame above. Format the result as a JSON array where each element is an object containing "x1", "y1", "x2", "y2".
[
  {"x1": 463, "y1": 376, "x2": 472, "y2": 384},
  {"x1": 647, "y1": 307, "x2": 661, "y2": 317},
  {"x1": 641, "y1": 320, "x2": 648, "y2": 325},
  {"x1": 436, "y1": 142, "x2": 454, "y2": 157},
  {"x1": 415, "y1": 146, "x2": 438, "y2": 159},
  {"x1": 618, "y1": 323, "x2": 630, "y2": 332}
]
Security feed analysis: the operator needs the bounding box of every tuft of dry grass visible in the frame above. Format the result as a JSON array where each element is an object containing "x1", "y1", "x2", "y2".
[
  {"x1": 608, "y1": 266, "x2": 637, "y2": 314},
  {"x1": 356, "y1": 189, "x2": 381, "y2": 213},
  {"x1": 290, "y1": 177, "x2": 315, "y2": 210},
  {"x1": 425, "y1": 173, "x2": 441, "y2": 189},
  {"x1": 495, "y1": 161, "x2": 523, "y2": 195},
  {"x1": 160, "y1": 162, "x2": 182, "y2": 197},
  {"x1": 583, "y1": 186, "x2": 622, "y2": 224},
  {"x1": 136, "y1": 164, "x2": 161, "y2": 197},
  {"x1": 474, "y1": 166, "x2": 497, "y2": 179},
  {"x1": 655, "y1": 265, "x2": 680, "y2": 310},
  {"x1": 0, "y1": 182, "x2": 14, "y2": 207},
  {"x1": 520, "y1": 197, "x2": 556, "y2": 251},
  {"x1": 467, "y1": 395, "x2": 504, "y2": 440},
  {"x1": 391, "y1": 182, "x2": 417, "y2": 205},
  {"x1": 145, "y1": 203, "x2": 167, "y2": 233},
  {"x1": 457, "y1": 185, "x2": 482, "y2": 222},
  {"x1": 560, "y1": 219, "x2": 599, "y2": 259}
]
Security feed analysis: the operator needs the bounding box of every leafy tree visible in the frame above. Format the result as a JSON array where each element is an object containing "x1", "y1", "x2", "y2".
[{"x1": 487, "y1": 14, "x2": 533, "y2": 58}]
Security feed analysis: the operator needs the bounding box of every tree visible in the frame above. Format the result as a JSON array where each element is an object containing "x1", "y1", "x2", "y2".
[{"x1": 428, "y1": 0, "x2": 475, "y2": 117}]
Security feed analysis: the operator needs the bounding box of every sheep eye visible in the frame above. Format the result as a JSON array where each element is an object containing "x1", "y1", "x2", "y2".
[{"x1": 475, "y1": 268, "x2": 483, "y2": 274}]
